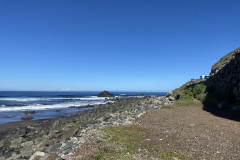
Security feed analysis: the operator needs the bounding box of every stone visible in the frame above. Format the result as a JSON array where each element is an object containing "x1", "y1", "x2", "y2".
[
  {"x1": 21, "y1": 141, "x2": 34, "y2": 150},
  {"x1": 168, "y1": 96, "x2": 175, "y2": 101},
  {"x1": 21, "y1": 116, "x2": 33, "y2": 120},
  {"x1": 0, "y1": 139, "x2": 11, "y2": 148},
  {"x1": 46, "y1": 153, "x2": 58, "y2": 160},
  {"x1": 23, "y1": 111, "x2": 29, "y2": 114},
  {"x1": 45, "y1": 140, "x2": 54, "y2": 147},
  {"x1": 29, "y1": 111, "x2": 36, "y2": 114},
  {"x1": 11, "y1": 153, "x2": 20, "y2": 159},
  {"x1": 10, "y1": 137, "x2": 22, "y2": 148},
  {"x1": 29, "y1": 151, "x2": 45, "y2": 160},
  {"x1": 45, "y1": 143, "x2": 61, "y2": 153},
  {"x1": 61, "y1": 125, "x2": 79, "y2": 140}
]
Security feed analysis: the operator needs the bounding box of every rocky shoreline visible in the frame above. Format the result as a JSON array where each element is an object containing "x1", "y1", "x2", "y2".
[{"x1": 0, "y1": 95, "x2": 175, "y2": 160}]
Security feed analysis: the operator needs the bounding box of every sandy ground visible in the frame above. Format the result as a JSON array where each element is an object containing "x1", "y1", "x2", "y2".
[{"x1": 137, "y1": 99, "x2": 240, "y2": 160}]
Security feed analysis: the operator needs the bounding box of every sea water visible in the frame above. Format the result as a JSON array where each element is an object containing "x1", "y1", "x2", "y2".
[{"x1": 0, "y1": 91, "x2": 166, "y2": 124}]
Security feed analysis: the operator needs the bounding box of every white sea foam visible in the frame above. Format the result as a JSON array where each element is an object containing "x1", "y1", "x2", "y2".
[{"x1": 0, "y1": 101, "x2": 106, "y2": 111}]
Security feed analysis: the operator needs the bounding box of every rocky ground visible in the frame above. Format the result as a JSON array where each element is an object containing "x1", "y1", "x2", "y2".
[
  {"x1": 137, "y1": 99, "x2": 240, "y2": 160},
  {"x1": 0, "y1": 96, "x2": 174, "y2": 160}
]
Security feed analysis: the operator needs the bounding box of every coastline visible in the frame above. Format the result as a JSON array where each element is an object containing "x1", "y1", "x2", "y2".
[
  {"x1": 0, "y1": 118, "x2": 56, "y2": 140},
  {"x1": 0, "y1": 96, "x2": 174, "y2": 160}
]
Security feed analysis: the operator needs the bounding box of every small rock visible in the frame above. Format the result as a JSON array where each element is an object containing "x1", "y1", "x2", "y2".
[
  {"x1": 21, "y1": 141, "x2": 34, "y2": 150},
  {"x1": 29, "y1": 111, "x2": 36, "y2": 114},
  {"x1": 21, "y1": 116, "x2": 33, "y2": 120},
  {"x1": 23, "y1": 111, "x2": 29, "y2": 114},
  {"x1": 29, "y1": 151, "x2": 45, "y2": 160},
  {"x1": 46, "y1": 153, "x2": 58, "y2": 160},
  {"x1": 61, "y1": 125, "x2": 79, "y2": 140},
  {"x1": 169, "y1": 96, "x2": 175, "y2": 101},
  {"x1": 45, "y1": 143, "x2": 61, "y2": 153},
  {"x1": 45, "y1": 140, "x2": 54, "y2": 147}
]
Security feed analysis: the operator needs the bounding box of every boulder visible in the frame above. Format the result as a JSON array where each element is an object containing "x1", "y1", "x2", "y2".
[
  {"x1": 97, "y1": 91, "x2": 114, "y2": 97},
  {"x1": 21, "y1": 116, "x2": 33, "y2": 120},
  {"x1": 61, "y1": 125, "x2": 79, "y2": 140},
  {"x1": 21, "y1": 141, "x2": 34, "y2": 150},
  {"x1": 168, "y1": 96, "x2": 175, "y2": 101},
  {"x1": 45, "y1": 143, "x2": 61, "y2": 153}
]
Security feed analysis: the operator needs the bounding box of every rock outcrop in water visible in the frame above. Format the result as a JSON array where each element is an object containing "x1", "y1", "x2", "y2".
[{"x1": 97, "y1": 91, "x2": 114, "y2": 97}]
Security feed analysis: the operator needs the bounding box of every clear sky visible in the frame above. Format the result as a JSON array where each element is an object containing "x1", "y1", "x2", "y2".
[{"x1": 0, "y1": 0, "x2": 240, "y2": 92}]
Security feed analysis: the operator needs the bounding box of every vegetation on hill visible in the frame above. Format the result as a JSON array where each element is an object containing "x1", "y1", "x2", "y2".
[
  {"x1": 211, "y1": 47, "x2": 240, "y2": 75},
  {"x1": 173, "y1": 80, "x2": 236, "y2": 109}
]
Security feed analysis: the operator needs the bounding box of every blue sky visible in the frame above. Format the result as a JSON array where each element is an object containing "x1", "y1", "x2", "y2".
[{"x1": 0, "y1": 0, "x2": 240, "y2": 92}]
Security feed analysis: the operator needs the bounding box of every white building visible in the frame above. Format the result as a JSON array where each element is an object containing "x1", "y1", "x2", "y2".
[{"x1": 200, "y1": 75, "x2": 209, "y2": 80}]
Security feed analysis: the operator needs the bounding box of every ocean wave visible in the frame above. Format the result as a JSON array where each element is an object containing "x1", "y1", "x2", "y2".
[
  {"x1": 0, "y1": 101, "x2": 106, "y2": 111},
  {"x1": 0, "y1": 96, "x2": 107, "y2": 102}
]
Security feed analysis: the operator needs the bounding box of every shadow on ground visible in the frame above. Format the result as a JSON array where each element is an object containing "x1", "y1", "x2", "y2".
[{"x1": 202, "y1": 105, "x2": 240, "y2": 122}]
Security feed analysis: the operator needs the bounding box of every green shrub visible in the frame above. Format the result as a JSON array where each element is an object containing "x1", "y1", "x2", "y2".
[
  {"x1": 192, "y1": 84, "x2": 207, "y2": 97},
  {"x1": 195, "y1": 93, "x2": 207, "y2": 102}
]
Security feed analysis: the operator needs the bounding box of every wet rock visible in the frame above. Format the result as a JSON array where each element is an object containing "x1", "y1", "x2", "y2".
[
  {"x1": 23, "y1": 111, "x2": 29, "y2": 114},
  {"x1": 97, "y1": 91, "x2": 114, "y2": 97},
  {"x1": 21, "y1": 116, "x2": 33, "y2": 120},
  {"x1": 29, "y1": 111, "x2": 36, "y2": 114}
]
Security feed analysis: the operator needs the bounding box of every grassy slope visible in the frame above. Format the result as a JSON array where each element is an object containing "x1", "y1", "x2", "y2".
[{"x1": 87, "y1": 125, "x2": 191, "y2": 160}]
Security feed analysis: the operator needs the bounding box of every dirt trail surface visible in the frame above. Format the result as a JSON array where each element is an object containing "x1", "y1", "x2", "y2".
[{"x1": 137, "y1": 99, "x2": 240, "y2": 160}]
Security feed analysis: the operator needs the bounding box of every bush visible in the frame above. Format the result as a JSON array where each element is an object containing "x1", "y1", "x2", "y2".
[{"x1": 192, "y1": 84, "x2": 207, "y2": 97}]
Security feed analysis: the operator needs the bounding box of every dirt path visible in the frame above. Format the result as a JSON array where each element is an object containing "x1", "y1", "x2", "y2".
[{"x1": 137, "y1": 99, "x2": 240, "y2": 160}]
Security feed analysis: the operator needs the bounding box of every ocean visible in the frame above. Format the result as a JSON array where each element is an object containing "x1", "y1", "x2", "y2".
[{"x1": 0, "y1": 91, "x2": 166, "y2": 124}]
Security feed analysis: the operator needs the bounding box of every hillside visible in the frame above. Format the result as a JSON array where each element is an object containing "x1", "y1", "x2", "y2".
[
  {"x1": 172, "y1": 47, "x2": 240, "y2": 110},
  {"x1": 211, "y1": 47, "x2": 240, "y2": 75}
]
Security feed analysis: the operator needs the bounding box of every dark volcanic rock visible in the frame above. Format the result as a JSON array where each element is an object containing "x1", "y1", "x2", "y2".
[
  {"x1": 97, "y1": 91, "x2": 114, "y2": 97},
  {"x1": 21, "y1": 116, "x2": 33, "y2": 120}
]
